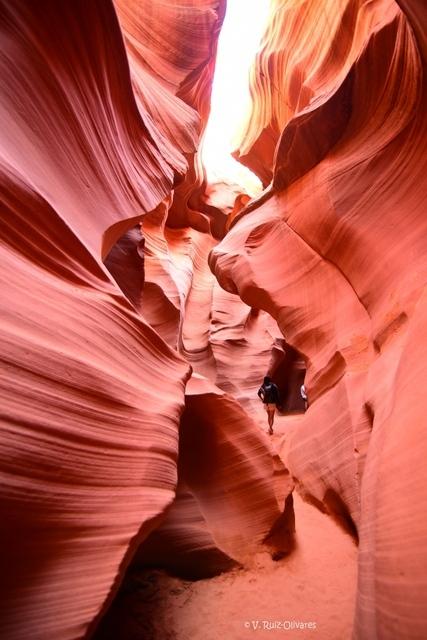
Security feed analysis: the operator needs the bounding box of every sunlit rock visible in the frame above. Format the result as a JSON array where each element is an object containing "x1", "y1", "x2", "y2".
[{"x1": 211, "y1": 0, "x2": 427, "y2": 637}]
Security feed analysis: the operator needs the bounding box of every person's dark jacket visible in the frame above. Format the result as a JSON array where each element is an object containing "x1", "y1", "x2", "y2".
[{"x1": 258, "y1": 382, "x2": 280, "y2": 404}]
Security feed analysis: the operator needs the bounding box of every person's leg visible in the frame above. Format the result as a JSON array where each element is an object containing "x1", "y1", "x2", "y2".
[
  {"x1": 267, "y1": 405, "x2": 275, "y2": 433},
  {"x1": 264, "y1": 403, "x2": 270, "y2": 431}
]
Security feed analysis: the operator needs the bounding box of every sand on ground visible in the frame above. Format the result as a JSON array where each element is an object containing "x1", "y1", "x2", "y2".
[{"x1": 95, "y1": 415, "x2": 358, "y2": 640}]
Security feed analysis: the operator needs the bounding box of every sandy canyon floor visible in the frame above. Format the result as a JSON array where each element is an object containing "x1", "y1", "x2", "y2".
[{"x1": 96, "y1": 415, "x2": 358, "y2": 640}]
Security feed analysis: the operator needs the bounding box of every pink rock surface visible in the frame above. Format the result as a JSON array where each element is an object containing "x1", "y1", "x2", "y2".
[
  {"x1": 136, "y1": 374, "x2": 293, "y2": 576},
  {"x1": 211, "y1": 0, "x2": 427, "y2": 636},
  {"x1": 138, "y1": 197, "x2": 283, "y2": 418},
  {"x1": 1, "y1": 181, "x2": 190, "y2": 639},
  {"x1": 114, "y1": 0, "x2": 229, "y2": 238},
  {"x1": 3, "y1": 0, "x2": 427, "y2": 638},
  {"x1": 0, "y1": 2, "x2": 288, "y2": 638}
]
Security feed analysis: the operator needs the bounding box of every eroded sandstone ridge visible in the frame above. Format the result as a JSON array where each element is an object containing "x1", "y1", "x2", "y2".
[
  {"x1": 1, "y1": 0, "x2": 427, "y2": 639},
  {"x1": 0, "y1": 1, "x2": 290, "y2": 639},
  {"x1": 213, "y1": 0, "x2": 427, "y2": 637}
]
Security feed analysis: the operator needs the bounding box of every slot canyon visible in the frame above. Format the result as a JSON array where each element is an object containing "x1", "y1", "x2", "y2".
[{"x1": 1, "y1": 0, "x2": 427, "y2": 639}]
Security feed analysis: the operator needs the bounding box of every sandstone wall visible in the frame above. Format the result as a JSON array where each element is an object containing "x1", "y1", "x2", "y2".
[
  {"x1": 211, "y1": 1, "x2": 427, "y2": 637},
  {"x1": 0, "y1": 2, "x2": 289, "y2": 638}
]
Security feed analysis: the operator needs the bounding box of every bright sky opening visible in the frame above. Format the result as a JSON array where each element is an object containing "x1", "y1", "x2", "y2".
[{"x1": 201, "y1": 0, "x2": 271, "y2": 197}]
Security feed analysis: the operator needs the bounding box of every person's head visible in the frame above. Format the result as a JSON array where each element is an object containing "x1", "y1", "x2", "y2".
[{"x1": 264, "y1": 376, "x2": 271, "y2": 385}]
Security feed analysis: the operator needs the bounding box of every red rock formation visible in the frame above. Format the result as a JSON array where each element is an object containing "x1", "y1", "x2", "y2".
[
  {"x1": 1, "y1": 178, "x2": 190, "y2": 640},
  {"x1": 138, "y1": 193, "x2": 283, "y2": 420},
  {"x1": 0, "y1": 2, "x2": 290, "y2": 639},
  {"x1": 0, "y1": 2, "x2": 195, "y2": 636},
  {"x1": 3, "y1": 0, "x2": 426, "y2": 637},
  {"x1": 114, "y1": 0, "x2": 229, "y2": 237},
  {"x1": 136, "y1": 374, "x2": 294, "y2": 576},
  {"x1": 211, "y1": 0, "x2": 427, "y2": 637}
]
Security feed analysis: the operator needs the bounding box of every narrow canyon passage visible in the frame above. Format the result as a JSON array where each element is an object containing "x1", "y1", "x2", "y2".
[
  {"x1": 151, "y1": 490, "x2": 356, "y2": 640},
  {"x1": 1, "y1": 1, "x2": 427, "y2": 639},
  {"x1": 94, "y1": 415, "x2": 358, "y2": 640}
]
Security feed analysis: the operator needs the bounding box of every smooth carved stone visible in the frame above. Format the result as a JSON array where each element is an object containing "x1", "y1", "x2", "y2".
[
  {"x1": 0, "y1": 1, "x2": 289, "y2": 639},
  {"x1": 211, "y1": 1, "x2": 427, "y2": 637}
]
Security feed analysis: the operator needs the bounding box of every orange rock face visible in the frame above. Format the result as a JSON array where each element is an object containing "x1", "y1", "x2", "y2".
[
  {"x1": 2, "y1": 0, "x2": 427, "y2": 638},
  {"x1": 136, "y1": 374, "x2": 293, "y2": 574},
  {"x1": 0, "y1": 1, "x2": 288, "y2": 639},
  {"x1": 0, "y1": 1, "x2": 191, "y2": 636},
  {"x1": 211, "y1": 0, "x2": 427, "y2": 637}
]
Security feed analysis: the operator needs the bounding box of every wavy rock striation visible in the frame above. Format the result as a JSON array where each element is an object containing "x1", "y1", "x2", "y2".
[
  {"x1": 211, "y1": 0, "x2": 427, "y2": 637},
  {"x1": 3, "y1": 0, "x2": 426, "y2": 638},
  {"x1": 135, "y1": 374, "x2": 293, "y2": 577},
  {"x1": 0, "y1": 1, "x2": 289, "y2": 639}
]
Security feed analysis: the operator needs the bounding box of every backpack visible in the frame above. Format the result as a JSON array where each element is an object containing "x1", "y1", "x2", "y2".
[{"x1": 264, "y1": 383, "x2": 278, "y2": 404}]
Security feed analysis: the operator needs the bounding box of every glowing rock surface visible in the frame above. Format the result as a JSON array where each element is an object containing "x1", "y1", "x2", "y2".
[
  {"x1": 0, "y1": 1, "x2": 284, "y2": 638},
  {"x1": 211, "y1": 0, "x2": 427, "y2": 637},
  {"x1": 1, "y1": 0, "x2": 427, "y2": 638}
]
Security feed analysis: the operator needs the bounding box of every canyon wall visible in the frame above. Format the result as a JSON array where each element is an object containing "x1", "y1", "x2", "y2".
[
  {"x1": 0, "y1": 1, "x2": 290, "y2": 639},
  {"x1": 1, "y1": 0, "x2": 427, "y2": 638},
  {"x1": 213, "y1": 0, "x2": 427, "y2": 637}
]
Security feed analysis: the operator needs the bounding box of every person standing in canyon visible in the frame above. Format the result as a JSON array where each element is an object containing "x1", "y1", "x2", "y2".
[
  {"x1": 301, "y1": 384, "x2": 308, "y2": 410},
  {"x1": 257, "y1": 376, "x2": 280, "y2": 435}
]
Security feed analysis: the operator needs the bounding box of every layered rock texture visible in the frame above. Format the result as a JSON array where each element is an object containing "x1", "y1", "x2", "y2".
[
  {"x1": 1, "y1": 0, "x2": 427, "y2": 639},
  {"x1": 0, "y1": 1, "x2": 289, "y2": 639},
  {"x1": 213, "y1": 0, "x2": 427, "y2": 637}
]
